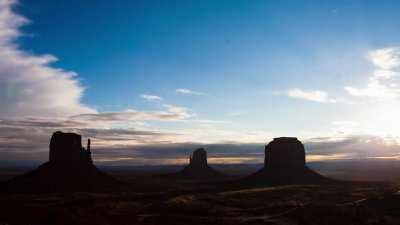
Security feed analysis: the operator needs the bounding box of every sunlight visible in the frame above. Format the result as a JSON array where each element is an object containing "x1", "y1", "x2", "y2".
[{"x1": 363, "y1": 101, "x2": 400, "y2": 137}]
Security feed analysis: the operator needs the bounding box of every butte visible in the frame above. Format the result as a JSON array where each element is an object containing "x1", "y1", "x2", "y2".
[
  {"x1": 239, "y1": 137, "x2": 331, "y2": 186},
  {"x1": 1, "y1": 131, "x2": 122, "y2": 193}
]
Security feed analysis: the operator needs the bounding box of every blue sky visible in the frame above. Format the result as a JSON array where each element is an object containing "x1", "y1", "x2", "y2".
[{"x1": 2, "y1": 0, "x2": 400, "y2": 165}]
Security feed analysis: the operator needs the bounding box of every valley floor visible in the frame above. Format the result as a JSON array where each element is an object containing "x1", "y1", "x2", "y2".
[{"x1": 1, "y1": 177, "x2": 400, "y2": 225}]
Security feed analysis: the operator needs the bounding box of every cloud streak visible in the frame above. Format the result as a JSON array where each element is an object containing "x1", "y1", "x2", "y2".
[
  {"x1": 141, "y1": 94, "x2": 162, "y2": 101},
  {"x1": 70, "y1": 104, "x2": 192, "y2": 124},
  {"x1": 176, "y1": 88, "x2": 205, "y2": 96},
  {"x1": 287, "y1": 89, "x2": 329, "y2": 102},
  {"x1": 286, "y1": 88, "x2": 349, "y2": 103}
]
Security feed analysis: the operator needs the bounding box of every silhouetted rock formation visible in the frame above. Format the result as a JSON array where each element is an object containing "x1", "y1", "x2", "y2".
[
  {"x1": 189, "y1": 148, "x2": 208, "y2": 168},
  {"x1": 239, "y1": 137, "x2": 331, "y2": 186},
  {"x1": 177, "y1": 148, "x2": 222, "y2": 179},
  {"x1": 1, "y1": 131, "x2": 122, "y2": 193},
  {"x1": 49, "y1": 131, "x2": 92, "y2": 164},
  {"x1": 264, "y1": 137, "x2": 305, "y2": 169}
]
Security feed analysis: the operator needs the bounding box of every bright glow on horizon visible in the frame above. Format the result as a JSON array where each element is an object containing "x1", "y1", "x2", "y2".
[{"x1": 362, "y1": 101, "x2": 400, "y2": 137}]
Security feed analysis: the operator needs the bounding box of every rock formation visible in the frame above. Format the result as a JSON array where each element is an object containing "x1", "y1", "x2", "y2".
[
  {"x1": 240, "y1": 137, "x2": 330, "y2": 186},
  {"x1": 264, "y1": 137, "x2": 305, "y2": 169},
  {"x1": 189, "y1": 148, "x2": 208, "y2": 168},
  {"x1": 49, "y1": 131, "x2": 92, "y2": 164},
  {"x1": 1, "y1": 131, "x2": 122, "y2": 193},
  {"x1": 177, "y1": 148, "x2": 222, "y2": 179}
]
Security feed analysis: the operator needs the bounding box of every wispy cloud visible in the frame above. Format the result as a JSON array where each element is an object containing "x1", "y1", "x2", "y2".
[
  {"x1": 162, "y1": 104, "x2": 192, "y2": 119},
  {"x1": 345, "y1": 47, "x2": 400, "y2": 99},
  {"x1": 286, "y1": 88, "x2": 349, "y2": 103},
  {"x1": 369, "y1": 48, "x2": 400, "y2": 70},
  {"x1": 176, "y1": 88, "x2": 204, "y2": 96},
  {"x1": 284, "y1": 48, "x2": 400, "y2": 104},
  {"x1": 0, "y1": 0, "x2": 95, "y2": 119},
  {"x1": 287, "y1": 89, "x2": 328, "y2": 102},
  {"x1": 140, "y1": 94, "x2": 162, "y2": 101},
  {"x1": 71, "y1": 104, "x2": 192, "y2": 123}
]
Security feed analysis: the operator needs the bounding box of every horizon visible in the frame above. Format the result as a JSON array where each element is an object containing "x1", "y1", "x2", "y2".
[{"x1": 2, "y1": 0, "x2": 400, "y2": 166}]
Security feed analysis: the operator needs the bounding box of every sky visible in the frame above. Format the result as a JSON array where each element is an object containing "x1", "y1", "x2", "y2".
[{"x1": 2, "y1": 0, "x2": 400, "y2": 166}]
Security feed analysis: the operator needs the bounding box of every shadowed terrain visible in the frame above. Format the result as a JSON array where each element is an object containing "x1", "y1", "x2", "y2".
[{"x1": 0, "y1": 182, "x2": 399, "y2": 225}]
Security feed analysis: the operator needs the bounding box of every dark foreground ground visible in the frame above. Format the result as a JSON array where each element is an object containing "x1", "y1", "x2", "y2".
[
  {"x1": 1, "y1": 182, "x2": 400, "y2": 225},
  {"x1": 1, "y1": 161, "x2": 400, "y2": 225}
]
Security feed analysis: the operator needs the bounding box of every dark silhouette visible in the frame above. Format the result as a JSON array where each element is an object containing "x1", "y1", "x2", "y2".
[
  {"x1": 189, "y1": 148, "x2": 208, "y2": 168},
  {"x1": 49, "y1": 131, "x2": 92, "y2": 164},
  {"x1": 238, "y1": 137, "x2": 331, "y2": 186},
  {"x1": 264, "y1": 137, "x2": 305, "y2": 169},
  {"x1": 1, "y1": 135, "x2": 399, "y2": 225},
  {"x1": 0, "y1": 131, "x2": 122, "y2": 193},
  {"x1": 176, "y1": 148, "x2": 223, "y2": 179}
]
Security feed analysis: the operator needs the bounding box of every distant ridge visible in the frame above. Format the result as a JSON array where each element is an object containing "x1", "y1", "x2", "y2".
[{"x1": 0, "y1": 131, "x2": 123, "y2": 193}]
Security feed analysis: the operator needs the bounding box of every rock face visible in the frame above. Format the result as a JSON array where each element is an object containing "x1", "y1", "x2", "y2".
[
  {"x1": 1, "y1": 131, "x2": 121, "y2": 193},
  {"x1": 240, "y1": 137, "x2": 330, "y2": 186},
  {"x1": 189, "y1": 148, "x2": 208, "y2": 168},
  {"x1": 49, "y1": 131, "x2": 92, "y2": 164},
  {"x1": 264, "y1": 137, "x2": 305, "y2": 169},
  {"x1": 177, "y1": 148, "x2": 222, "y2": 179}
]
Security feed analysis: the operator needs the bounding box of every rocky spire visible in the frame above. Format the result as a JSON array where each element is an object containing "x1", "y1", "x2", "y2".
[{"x1": 87, "y1": 138, "x2": 92, "y2": 164}]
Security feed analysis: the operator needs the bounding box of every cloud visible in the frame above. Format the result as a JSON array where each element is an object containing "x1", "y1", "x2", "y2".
[
  {"x1": 176, "y1": 88, "x2": 204, "y2": 96},
  {"x1": 2, "y1": 122, "x2": 400, "y2": 166},
  {"x1": 0, "y1": 117, "x2": 181, "y2": 166},
  {"x1": 368, "y1": 48, "x2": 400, "y2": 70},
  {"x1": 287, "y1": 89, "x2": 328, "y2": 102},
  {"x1": 162, "y1": 104, "x2": 192, "y2": 119},
  {"x1": 0, "y1": 0, "x2": 96, "y2": 119},
  {"x1": 345, "y1": 47, "x2": 400, "y2": 99},
  {"x1": 71, "y1": 104, "x2": 192, "y2": 123},
  {"x1": 0, "y1": 1, "x2": 258, "y2": 166},
  {"x1": 286, "y1": 88, "x2": 349, "y2": 103},
  {"x1": 140, "y1": 94, "x2": 162, "y2": 101},
  {"x1": 283, "y1": 49, "x2": 400, "y2": 104},
  {"x1": 59, "y1": 142, "x2": 265, "y2": 166},
  {"x1": 304, "y1": 135, "x2": 400, "y2": 159}
]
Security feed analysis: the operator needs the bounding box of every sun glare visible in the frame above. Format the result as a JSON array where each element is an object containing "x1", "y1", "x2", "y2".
[{"x1": 363, "y1": 101, "x2": 400, "y2": 137}]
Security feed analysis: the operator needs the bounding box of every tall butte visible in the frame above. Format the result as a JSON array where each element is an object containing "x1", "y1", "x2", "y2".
[
  {"x1": 1, "y1": 131, "x2": 122, "y2": 193},
  {"x1": 241, "y1": 137, "x2": 330, "y2": 186},
  {"x1": 49, "y1": 131, "x2": 93, "y2": 164},
  {"x1": 176, "y1": 148, "x2": 222, "y2": 179}
]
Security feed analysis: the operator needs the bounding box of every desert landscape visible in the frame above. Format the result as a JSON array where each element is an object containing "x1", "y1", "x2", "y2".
[
  {"x1": 1, "y1": 132, "x2": 400, "y2": 225},
  {"x1": 2, "y1": 1, "x2": 400, "y2": 224}
]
